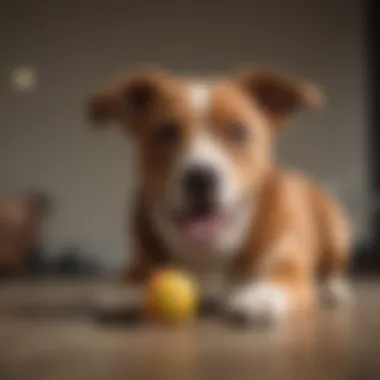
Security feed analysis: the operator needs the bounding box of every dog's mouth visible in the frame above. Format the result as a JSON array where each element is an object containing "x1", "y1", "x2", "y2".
[{"x1": 172, "y1": 202, "x2": 230, "y2": 244}]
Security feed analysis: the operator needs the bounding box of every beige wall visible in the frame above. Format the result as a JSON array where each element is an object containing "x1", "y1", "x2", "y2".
[{"x1": 0, "y1": 0, "x2": 368, "y2": 270}]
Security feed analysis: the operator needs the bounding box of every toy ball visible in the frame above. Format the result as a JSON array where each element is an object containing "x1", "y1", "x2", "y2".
[{"x1": 144, "y1": 269, "x2": 199, "y2": 324}]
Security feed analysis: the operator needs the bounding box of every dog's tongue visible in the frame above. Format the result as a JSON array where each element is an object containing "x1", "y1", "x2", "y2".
[{"x1": 180, "y1": 214, "x2": 221, "y2": 243}]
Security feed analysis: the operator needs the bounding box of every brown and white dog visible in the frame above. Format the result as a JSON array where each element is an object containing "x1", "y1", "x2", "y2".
[{"x1": 87, "y1": 67, "x2": 351, "y2": 325}]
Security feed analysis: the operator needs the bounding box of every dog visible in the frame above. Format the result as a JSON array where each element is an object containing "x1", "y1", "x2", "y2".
[{"x1": 87, "y1": 67, "x2": 351, "y2": 325}]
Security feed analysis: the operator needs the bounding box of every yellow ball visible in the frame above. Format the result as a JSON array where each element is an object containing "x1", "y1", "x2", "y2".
[{"x1": 144, "y1": 269, "x2": 199, "y2": 323}]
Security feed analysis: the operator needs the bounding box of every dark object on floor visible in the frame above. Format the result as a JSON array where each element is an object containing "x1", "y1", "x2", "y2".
[
  {"x1": 54, "y1": 246, "x2": 102, "y2": 276},
  {"x1": 26, "y1": 248, "x2": 52, "y2": 275},
  {"x1": 93, "y1": 306, "x2": 142, "y2": 326},
  {"x1": 199, "y1": 297, "x2": 222, "y2": 317}
]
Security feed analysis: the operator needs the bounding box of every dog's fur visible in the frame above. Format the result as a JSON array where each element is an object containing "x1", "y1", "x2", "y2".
[{"x1": 87, "y1": 67, "x2": 351, "y2": 324}]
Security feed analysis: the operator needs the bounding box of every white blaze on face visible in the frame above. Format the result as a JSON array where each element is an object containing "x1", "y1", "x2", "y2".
[
  {"x1": 187, "y1": 83, "x2": 211, "y2": 118},
  {"x1": 169, "y1": 82, "x2": 239, "y2": 211}
]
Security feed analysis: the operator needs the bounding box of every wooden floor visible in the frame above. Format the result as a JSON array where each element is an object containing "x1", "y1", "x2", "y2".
[{"x1": 1, "y1": 279, "x2": 380, "y2": 380}]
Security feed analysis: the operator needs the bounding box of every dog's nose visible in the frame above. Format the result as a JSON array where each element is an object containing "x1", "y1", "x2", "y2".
[{"x1": 182, "y1": 166, "x2": 218, "y2": 202}]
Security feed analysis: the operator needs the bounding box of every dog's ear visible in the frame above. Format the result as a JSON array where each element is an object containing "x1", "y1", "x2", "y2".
[
  {"x1": 236, "y1": 69, "x2": 323, "y2": 129},
  {"x1": 86, "y1": 69, "x2": 165, "y2": 131}
]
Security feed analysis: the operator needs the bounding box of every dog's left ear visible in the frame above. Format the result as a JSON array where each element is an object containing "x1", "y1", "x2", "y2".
[{"x1": 236, "y1": 69, "x2": 323, "y2": 129}]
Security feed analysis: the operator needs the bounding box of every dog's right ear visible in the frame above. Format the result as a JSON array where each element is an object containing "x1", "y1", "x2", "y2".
[{"x1": 86, "y1": 69, "x2": 166, "y2": 131}]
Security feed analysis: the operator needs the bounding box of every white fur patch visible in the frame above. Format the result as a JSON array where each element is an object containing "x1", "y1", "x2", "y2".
[
  {"x1": 182, "y1": 131, "x2": 227, "y2": 168},
  {"x1": 187, "y1": 83, "x2": 211, "y2": 117},
  {"x1": 323, "y1": 278, "x2": 352, "y2": 308},
  {"x1": 170, "y1": 82, "x2": 241, "y2": 214},
  {"x1": 225, "y1": 282, "x2": 289, "y2": 324},
  {"x1": 172, "y1": 131, "x2": 239, "y2": 207}
]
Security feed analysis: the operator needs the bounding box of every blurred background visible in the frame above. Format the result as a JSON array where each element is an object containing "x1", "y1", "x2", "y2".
[
  {"x1": 0, "y1": 0, "x2": 372, "y2": 277},
  {"x1": 1, "y1": 2, "x2": 379, "y2": 380}
]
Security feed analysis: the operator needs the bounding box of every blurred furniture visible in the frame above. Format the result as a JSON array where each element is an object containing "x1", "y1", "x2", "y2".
[{"x1": 0, "y1": 194, "x2": 49, "y2": 276}]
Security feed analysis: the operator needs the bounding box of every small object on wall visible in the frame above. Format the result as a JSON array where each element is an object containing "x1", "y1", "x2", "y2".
[{"x1": 10, "y1": 65, "x2": 38, "y2": 93}]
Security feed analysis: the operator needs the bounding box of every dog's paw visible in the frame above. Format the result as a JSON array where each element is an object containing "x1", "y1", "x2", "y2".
[
  {"x1": 323, "y1": 278, "x2": 352, "y2": 309},
  {"x1": 224, "y1": 283, "x2": 289, "y2": 326}
]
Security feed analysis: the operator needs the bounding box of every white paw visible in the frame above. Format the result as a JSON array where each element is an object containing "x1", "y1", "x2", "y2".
[
  {"x1": 323, "y1": 278, "x2": 352, "y2": 308},
  {"x1": 225, "y1": 283, "x2": 289, "y2": 325}
]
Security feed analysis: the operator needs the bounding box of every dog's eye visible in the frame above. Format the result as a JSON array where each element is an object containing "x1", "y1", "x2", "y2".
[
  {"x1": 153, "y1": 122, "x2": 180, "y2": 144},
  {"x1": 227, "y1": 123, "x2": 248, "y2": 143}
]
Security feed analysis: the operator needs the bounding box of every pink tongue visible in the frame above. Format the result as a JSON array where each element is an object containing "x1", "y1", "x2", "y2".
[{"x1": 181, "y1": 216, "x2": 221, "y2": 243}]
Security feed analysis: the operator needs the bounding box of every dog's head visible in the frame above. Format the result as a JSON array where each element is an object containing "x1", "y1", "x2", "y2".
[{"x1": 87, "y1": 68, "x2": 321, "y2": 246}]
